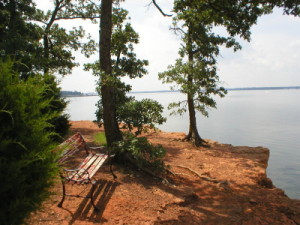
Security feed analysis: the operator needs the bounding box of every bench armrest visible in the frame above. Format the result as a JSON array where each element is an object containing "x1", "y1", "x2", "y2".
[
  {"x1": 63, "y1": 168, "x2": 80, "y2": 172},
  {"x1": 89, "y1": 146, "x2": 105, "y2": 150}
]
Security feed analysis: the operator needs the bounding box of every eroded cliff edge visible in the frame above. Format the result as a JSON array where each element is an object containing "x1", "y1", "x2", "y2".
[{"x1": 146, "y1": 131, "x2": 300, "y2": 224}]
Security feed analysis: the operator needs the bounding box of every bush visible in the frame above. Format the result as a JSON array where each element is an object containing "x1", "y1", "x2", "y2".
[
  {"x1": 0, "y1": 60, "x2": 60, "y2": 225},
  {"x1": 113, "y1": 132, "x2": 166, "y2": 174},
  {"x1": 117, "y1": 99, "x2": 166, "y2": 136},
  {"x1": 96, "y1": 96, "x2": 166, "y2": 136}
]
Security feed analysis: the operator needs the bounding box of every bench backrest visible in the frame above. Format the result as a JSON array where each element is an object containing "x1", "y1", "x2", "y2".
[{"x1": 57, "y1": 132, "x2": 88, "y2": 164}]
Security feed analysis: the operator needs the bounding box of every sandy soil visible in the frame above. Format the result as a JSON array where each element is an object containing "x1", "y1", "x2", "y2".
[{"x1": 27, "y1": 120, "x2": 300, "y2": 225}]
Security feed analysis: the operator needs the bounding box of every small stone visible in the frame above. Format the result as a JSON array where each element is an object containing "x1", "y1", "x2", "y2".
[
  {"x1": 244, "y1": 208, "x2": 253, "y2": 213},
  {"x1": 249, "y1": 199, "x2": 258, "y2": 205}
]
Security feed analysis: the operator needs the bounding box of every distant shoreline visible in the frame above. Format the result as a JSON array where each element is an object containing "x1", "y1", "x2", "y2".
[
  {"x1": 61, "y1": 86, "x2": 300, "y2": 97},
  {"x1": 131, "y1": 86, "x2": 300, "y2": 94}
]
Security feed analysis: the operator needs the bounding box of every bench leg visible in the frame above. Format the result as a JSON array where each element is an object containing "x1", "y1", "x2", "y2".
[
  {"x1": 57, "y1": 179, "x2": 66, "y2": 208},
  {"x1": 90, "y1": 181, "x2": 99, "y2": 211},
  {"x1": 110, "y1": 160, "x2": 117, "y2": 179}
]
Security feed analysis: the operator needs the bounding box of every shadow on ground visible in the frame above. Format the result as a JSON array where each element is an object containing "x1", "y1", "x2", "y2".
[{"x1": 64, "y1": 179, "x2": 119, "y2": 225}]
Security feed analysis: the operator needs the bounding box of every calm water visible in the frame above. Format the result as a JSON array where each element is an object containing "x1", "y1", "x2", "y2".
[{"x1": 66, "y1": 90, "x2": 300, "y2": 199}]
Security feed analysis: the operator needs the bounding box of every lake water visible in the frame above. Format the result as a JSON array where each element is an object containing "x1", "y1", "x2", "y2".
[{"x1": 66, "y1": 90, "x2": 300, "y2": 199}]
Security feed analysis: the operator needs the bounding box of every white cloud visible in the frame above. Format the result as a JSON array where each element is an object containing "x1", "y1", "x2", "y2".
[{"x1": 218, "y1": 9, "x2": 300, "y2": 88}]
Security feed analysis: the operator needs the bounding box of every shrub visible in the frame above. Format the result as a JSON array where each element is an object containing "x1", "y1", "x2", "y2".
[
  {"x1": 96, "y1": 96, "x2": 166, "y2": 136},
  {"x1": 117, "y1": 99, "x2": 166, "y2": 136},
  {"x1": 0, "y1": 60, "x2": 59, "y2": 225},
  {"x1": 112, "y1": 132, "x2": 166, "y2": 174}
]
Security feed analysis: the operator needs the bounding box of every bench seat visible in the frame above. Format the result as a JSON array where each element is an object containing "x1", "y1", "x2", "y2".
[{"x1": 66, "y1": 153, "x2": 108, "y2": 184}]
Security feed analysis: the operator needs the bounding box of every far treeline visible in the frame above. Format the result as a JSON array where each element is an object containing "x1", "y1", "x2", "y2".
[
  {"x1": 0, "y1": 0, "x2": 299, "y2": 224},
  {"x1": 60, "y1": 90, "x2": 97, "y2": 97}
]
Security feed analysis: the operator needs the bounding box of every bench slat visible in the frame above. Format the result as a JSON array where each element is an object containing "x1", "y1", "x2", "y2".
[
  {"x1": 67, "y1": 153, "x2": 95, "y2": 182},
  {"x1": 57, "y1": 133, "x2": 86, "y2": 163},
  {"x1": 66, "y1": 153, "x2": 108, "y2": 183},
  {"x1": 85, "y1": 154, "x2": 108, "y2": 179}
]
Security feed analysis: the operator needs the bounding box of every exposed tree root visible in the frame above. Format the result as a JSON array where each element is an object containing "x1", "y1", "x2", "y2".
[
  {"x1": 182, "y1": 134, "x2": 210, "y2": 148},
  {"x1": 170, "y1": 164, "x2": 224, "y2": 184}
]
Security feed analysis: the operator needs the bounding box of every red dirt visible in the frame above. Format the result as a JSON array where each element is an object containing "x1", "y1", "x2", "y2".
[{"x1": 27, "y1": 120, "x2": 300, "y2": 225}]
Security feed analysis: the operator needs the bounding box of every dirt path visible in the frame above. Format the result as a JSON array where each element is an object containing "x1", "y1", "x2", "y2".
[{"x1": 27, "y1": 121, "x2": 300, "y2": 225}]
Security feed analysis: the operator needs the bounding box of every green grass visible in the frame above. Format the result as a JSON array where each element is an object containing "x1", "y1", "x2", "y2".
[{"x1": 94, "y1": 132, "x2": 107, "y2": 146}]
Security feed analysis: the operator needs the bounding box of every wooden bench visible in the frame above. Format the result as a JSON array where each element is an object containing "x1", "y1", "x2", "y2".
[{"x1": 56, "y1": 132, "x2": 116, "y2": 210}]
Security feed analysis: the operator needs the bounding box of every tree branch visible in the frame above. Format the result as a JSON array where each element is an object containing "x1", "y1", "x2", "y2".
[
  {"x1": 151, "y1": 0, "x2": 172, "y2": 17},
  {"x1": 171, "y1": 26, "x2": 186, "y2": 35},
  {"x1": 34, "y1": 19, "x2": 47, "y2": 25},
  {"x1": 54, "y1": 16, "x2": 101, "y2": 21}
]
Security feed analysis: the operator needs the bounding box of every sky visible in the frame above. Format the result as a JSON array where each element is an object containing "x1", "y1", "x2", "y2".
[{"x1": 36, "y1": 1, "x2": 300, "y2": 93}]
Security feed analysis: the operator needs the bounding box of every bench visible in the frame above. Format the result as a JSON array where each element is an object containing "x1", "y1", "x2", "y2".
[{"x1": 56, "y1": 132, "x2": 116, "y2": 210}]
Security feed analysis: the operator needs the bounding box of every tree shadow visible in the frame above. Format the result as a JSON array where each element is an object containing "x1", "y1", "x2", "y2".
[
  {"x1": 67, "y1": 179, "x2": 119, "y2": 225},
  {"x1": 118, "y1": 157, "x2": 296, "y2": 224}
]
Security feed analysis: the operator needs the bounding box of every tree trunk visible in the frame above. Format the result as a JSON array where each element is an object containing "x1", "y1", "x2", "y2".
[
  {"x1": 99, "y1": 0, "x2": 122, "y2": 146},
  {"x1": 183, "y1": 92, "x2": 206, "y2": 147},
  {"x1": 183, "y1": 28, "x2": 207, "y2": 147},
  {"x1": 43, "y1": 34, "x2": 49, "y2": 74}
]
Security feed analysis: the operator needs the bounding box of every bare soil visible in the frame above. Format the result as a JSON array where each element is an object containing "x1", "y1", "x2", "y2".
[{"x1": 27, "y1": 120, "x2": 300, "y2": 225}]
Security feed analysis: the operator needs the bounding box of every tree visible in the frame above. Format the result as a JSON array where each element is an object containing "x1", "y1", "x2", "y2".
[
  {"x1": 159, "y1": 0, "x2": 299, "y2": 147},
  {"x1": 96, "y1": 0, "x2": 172, "y2": 146},
  {"x1": 0, "y1": 60, "x2": 59, "y2": 225},
  {"x1": 86, "y1": 5, "x2": 165, "y2": 140},
  {"x1": 98, "y1": 0, "x2": 123, "y2": 146}
]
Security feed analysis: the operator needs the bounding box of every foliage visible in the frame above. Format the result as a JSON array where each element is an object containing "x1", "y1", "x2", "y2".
[
  {"x1": 84, "y1": 7, "x2": 149, "y2": 78},
  {"x1": 0, "y1": 0, "x2": 42, "y2": 77},
  {"x1": 0, "y1": 0, "x2": 99, "y2": 76},
  {"x1": 95, "y1": 81, "x2": 166, "y2": 136},
  {"x1": 94, "y1": 132, "x2": 107, "y2": 146},
  {"x1": 41, "y1": 74, "x2": 70, "y2": 140},
  {"x1": 117, "y1": 99, "x2": 166, "y2": 136},
  {"x1": 111, "y1": 7, "x2": 148, "y2": 79},
  {"x1": 0, "y1": 60, "x2": 59, "y2": 225},
  {"x1": 34, "y1": 0, "x2": 99, "y2": 75},
  {"x1": 112, "y1": 132, "x2": 166, "y2": 174},
  {"x1": 160, "y1": 58, "x2": 227, "y2": 117},
  {"x1": 0, "y1": 0, "x2": 73, "y2": 139}
]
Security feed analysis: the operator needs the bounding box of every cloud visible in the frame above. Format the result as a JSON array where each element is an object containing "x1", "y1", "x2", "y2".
[{"x1": 218, "y1": 9, "x2": 300, "y2": 88}]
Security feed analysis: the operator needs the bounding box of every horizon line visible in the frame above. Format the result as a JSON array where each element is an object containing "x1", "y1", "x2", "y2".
[{"x1": 61, "y1": 86, "x2": 300, "y2": 95}]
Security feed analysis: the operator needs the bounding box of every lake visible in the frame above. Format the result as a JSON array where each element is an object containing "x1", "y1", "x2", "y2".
[{"x1": 66, "y1": 89, "x2": 300, "y2": 199}]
